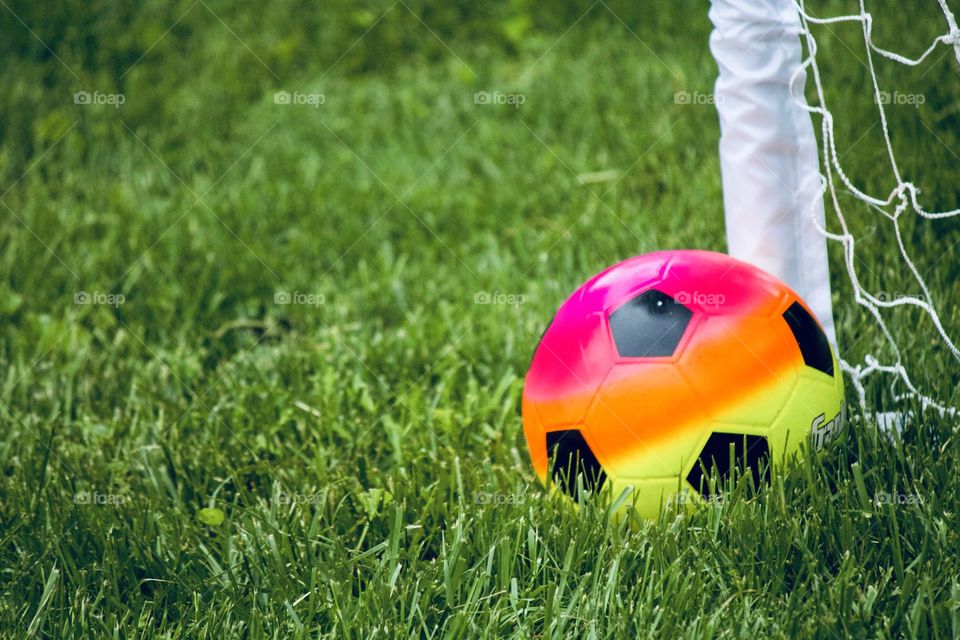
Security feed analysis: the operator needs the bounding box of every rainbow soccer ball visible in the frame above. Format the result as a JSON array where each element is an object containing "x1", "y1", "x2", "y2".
[{"x1": 522, "y1": 250, "x2": 845, "y2": 518}]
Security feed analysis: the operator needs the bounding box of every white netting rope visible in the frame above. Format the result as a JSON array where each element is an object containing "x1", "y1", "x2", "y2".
[{"x1": 793, "y1": 0, "x2": 960, "y2": 416}]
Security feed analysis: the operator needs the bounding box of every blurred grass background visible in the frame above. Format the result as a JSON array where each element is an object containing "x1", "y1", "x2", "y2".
[{"x1": 1, "y1": 0, "x2": 960, "y2": 637}]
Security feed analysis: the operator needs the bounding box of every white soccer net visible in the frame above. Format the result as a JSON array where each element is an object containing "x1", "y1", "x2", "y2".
[{"x1": 793, "y1": 0, "x2": 960, "y2": 416}]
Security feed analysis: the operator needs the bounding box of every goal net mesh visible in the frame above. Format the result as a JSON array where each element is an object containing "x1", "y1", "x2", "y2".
[{"x1": 794, "y1": 0, "x2": 960, "y2": 416}]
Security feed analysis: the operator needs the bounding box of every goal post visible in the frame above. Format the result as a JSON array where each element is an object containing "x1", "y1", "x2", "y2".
[
  {"x1": 710, "y1": 0, "x2": 836, "y2": 347},
  {"x1": 711, "y1": 0, "x2": 960, "y2": 416}
]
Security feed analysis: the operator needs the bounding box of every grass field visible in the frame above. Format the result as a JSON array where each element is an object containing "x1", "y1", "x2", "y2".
[{"x1": 2, "y1": 0, "x2": 960, "y2": 637}]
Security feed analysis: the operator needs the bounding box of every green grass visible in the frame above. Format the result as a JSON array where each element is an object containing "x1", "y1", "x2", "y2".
[{"x1": 2, "y1": 0, "x2": 960, "y2": 637}]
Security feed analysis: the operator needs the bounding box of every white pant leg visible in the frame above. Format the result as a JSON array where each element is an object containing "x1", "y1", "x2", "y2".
[{"x1": 709, "y1": 0, "x2": 837, "y2": 345}]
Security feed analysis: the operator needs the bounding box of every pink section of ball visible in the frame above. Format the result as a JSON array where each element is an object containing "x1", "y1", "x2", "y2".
[{"x1": 524, "y1": 250, "x2": 790, "y2": 428}]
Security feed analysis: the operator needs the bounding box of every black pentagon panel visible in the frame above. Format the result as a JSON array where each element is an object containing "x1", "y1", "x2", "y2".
[
  {"x1": 782, "y1": 301, "x2": 834, "y2": 376},
  {"x1": 609, "y1": 289, "x2": 692, "y2": 357},
  {"x1": 546, "y1": 430, "x2": 606, "y2": 499},
  {"x1": 686, "y1": 432, "x2": 771, "y2": 499}
]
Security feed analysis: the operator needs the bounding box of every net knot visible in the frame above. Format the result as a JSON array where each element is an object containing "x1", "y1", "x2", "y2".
[{"x1": 892, "y1": 183, "x2": 916, "y2": 216}]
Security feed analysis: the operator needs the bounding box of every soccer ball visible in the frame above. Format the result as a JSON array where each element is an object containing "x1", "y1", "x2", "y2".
[{"x1": 522, "y1": 250, "x2": 845, "y2": 518}]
